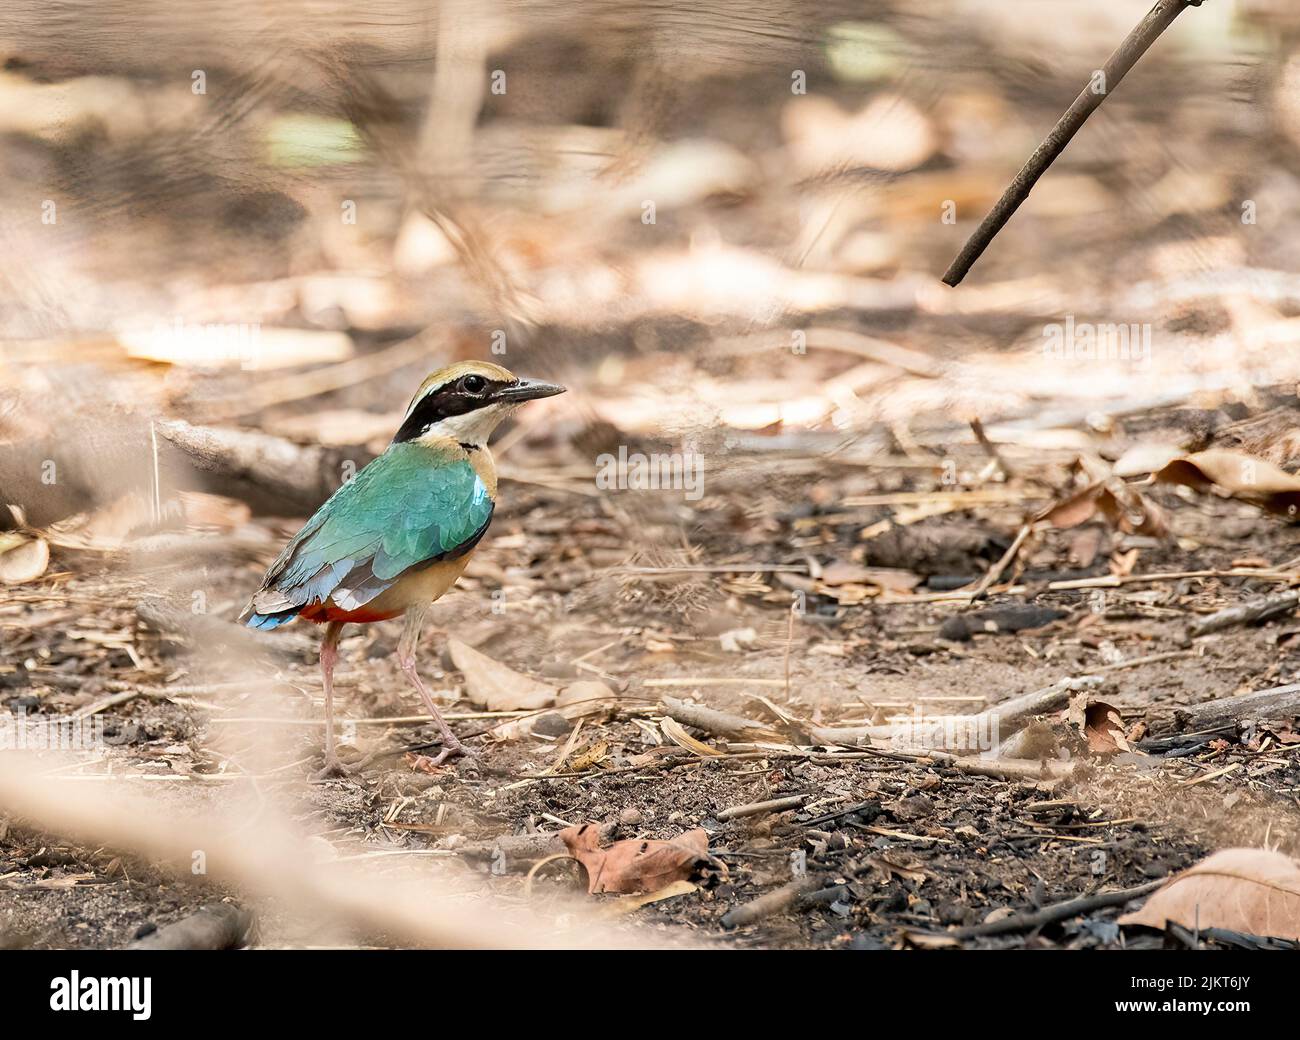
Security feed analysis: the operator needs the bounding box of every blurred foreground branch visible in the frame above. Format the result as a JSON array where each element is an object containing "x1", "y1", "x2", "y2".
[{"x1": 0, "y1": 756, "x2": 681, "y2": 950}]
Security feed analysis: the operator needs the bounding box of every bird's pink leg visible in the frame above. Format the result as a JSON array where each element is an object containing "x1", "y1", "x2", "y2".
[
  {"x1": 399, "y1": 606, "x2": 476, "y2": 767},
  {"x1": 313, "y1": 620, "x2": 356, "y2": 779}
]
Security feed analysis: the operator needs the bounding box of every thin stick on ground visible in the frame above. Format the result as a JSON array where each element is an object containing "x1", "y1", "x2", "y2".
[
  {"x1": 964, "y1": 522, "x2": 1031, "y2": 598},
  {"x1": 946, "y1": 879, "x2": 1166, "y2": 939},
  {"x1": 942, "y1": 0, "x2": 1203, "y2": 286}
]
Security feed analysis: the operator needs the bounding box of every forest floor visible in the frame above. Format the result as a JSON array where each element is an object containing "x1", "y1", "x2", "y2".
[{"x1": 5, "y1": 390, "x2": 1300, "y2": 949}]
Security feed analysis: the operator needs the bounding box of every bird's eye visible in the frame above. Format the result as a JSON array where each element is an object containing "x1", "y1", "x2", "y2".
[{"x1": 461, "y1": 374, "x2": 486, "y2": 394}]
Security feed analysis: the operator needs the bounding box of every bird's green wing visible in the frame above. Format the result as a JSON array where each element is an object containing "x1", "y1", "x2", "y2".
[{"x1": 242, "y1": 442, "x2": 492, "y2": 627}]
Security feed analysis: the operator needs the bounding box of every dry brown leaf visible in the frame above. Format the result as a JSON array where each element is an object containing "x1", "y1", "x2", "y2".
[
  {"x1": 602, "y1": 879, "x2": 697, "y2": 915},
  {"x1": 559, "y1": 823, "x2": 723, "y2": 895},
  {"x1": 659, "y1": 715, "x2": 726, "y2": 757},
  {"x1": 1119, "y1": 848, "x2": 1300, "y2": 941},
  {"x1": 1038, "y1": 479, "x2": 1166, "y2": 537},
  {"x1": 447, "y1": 638, "x2": 556, "y2": 712},
  {"x1": 568, "y1": 740, "x2": 609, "y2": 772},
  {"x1": 1085, "y1": 702, "x2": 1129, "y2": 754},
  {"x1": 403, "y1": 751, "x2": 447, "y2": 774},
  {"x1": 556, "y1": 680, "x2": 616, "y2": 708},
  {"x1": 1155, "y1": 450, "x2": 1300, "y2": 517},
  {"x1": 1039, "y1": 481, "x2": 1109, "y2": 529},
  {"x1": 1067, "y1": 691, "x2": 1132, "y2": 755},
  {"x1": 0, "y1": 534, "x2": 49, "y2": 583}
]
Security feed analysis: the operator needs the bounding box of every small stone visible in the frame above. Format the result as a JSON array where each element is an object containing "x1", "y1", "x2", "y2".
[
  {"x1": 531, "y1": 713, "x2": 573, "y2": 738},
  {"x1": 618, "y1": 807, "x2": 643, "y2": 826}
]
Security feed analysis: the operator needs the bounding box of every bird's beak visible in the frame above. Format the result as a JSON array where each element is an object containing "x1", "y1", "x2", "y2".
[{"x1": 498, "y1": 377, "x2": 566, "y2": 402}]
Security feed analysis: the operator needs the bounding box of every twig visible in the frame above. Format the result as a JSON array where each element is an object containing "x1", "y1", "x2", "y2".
[
  {"x1": 809, "y1": 675, "x2": 1103, "y2": 748},
  {"x1": 943, "y1": 0, "x2": 1203, "y2": 285},
  {"x1": 1097, "y1": 649, "x2": 1197, "y2": 672},
  {"x1": 841, "y1": 489, "x2": 1041, "y2": 508},
  {"x1": 1162, "y1": 682, "x2": 1300, "y2": 735},
  {"x1": 964, "y1": 522, "x2": 1031, "y2": 598},
  {"x1": 721, "y1": 877, "x2": 824, "y2": 929},
  {"x1": 136, "y1": 598, "x2": 315, "y2": 658},
  {"x1": 945, "y1": 879, "x2": 1166, "y2": 939},
  {"x1": 969, "y1": 417, "x2": 1014, "y2": 480},
  {"x1": 717, "y1": 794, "x2": 808, "y2": 822},
  {"x1": 783, "y1": 607, "x2": 795, "y2": 704},
  {"x1": 887, "y1": 567, "x2": 1297, "y2": 605},
  {"x1": 660, "y1": 697, "x2": 781, "y2": 742},
  {"x1": 1188, "y1": 589, "x2": 1300, "y2": 639},
  {"x1": 647, "y1": 679, "x2": 786, "y2": 689},
  {"x1": 0, "y1": 759, "x2": 668, "y2": 949}
]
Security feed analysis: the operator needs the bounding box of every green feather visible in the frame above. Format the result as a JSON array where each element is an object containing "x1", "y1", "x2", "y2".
[{"x1": 259, "y1": 442, "x2": 493, "y2": 611}]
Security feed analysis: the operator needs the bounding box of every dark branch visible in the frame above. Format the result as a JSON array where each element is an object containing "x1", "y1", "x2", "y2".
[{"x1": 942, "y1": 0, "x2": 1204, "y2": 287}]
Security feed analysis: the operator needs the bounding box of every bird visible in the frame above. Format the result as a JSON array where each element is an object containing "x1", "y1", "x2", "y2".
[{"x1": 238, "y1": 360, "x2": 565, "y2": 777}]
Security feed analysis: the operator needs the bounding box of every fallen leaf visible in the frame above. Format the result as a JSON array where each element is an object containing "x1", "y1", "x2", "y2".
[
  {"x1": 560, "y1": 823, "x2": 723, "y2": 894},
  {"x1": 448, "y1": 638, "x2": 556, "y2": 712},
  {"x1": 1038, "y1": 482, "x2": 1108, "y2": 528},
  {"x1": 1085, "y1": 701, "x2": 1130, "y2": 754},
  {"x1": 0, "y1": 535, "x2": 49, "y2": 583},
  {"x1": 45, "y1": 493, "x2": 156, "y2": 551},
  {"x1": 1155, "y1": 450, "x2": 1300, "y2": 517},
  {"x1": 403, "y1": 752, "x2": 447, "y2": 774},
  {"x1": 556, "y1": 680, "x2": 616, "y2": 708},
  {"x1": 1112, "y1": 442, "x2": 1184, "y2": 478},
  {"x1": 1038, "y1": 479, "x2": 1166, "y2": 537},
  {"x1": 1119, "y1": 848, "x2": 1300, "y2": 941},
  {"x1": 867, "y1": 853, "x2": 928, "y2": 885},
  {"x1": 602, "y1": 879, "x2": 697, "y2": 915},
  {"x1": 568, "y1": 740, "x2": 609, "y2": 772},
  {"x1": 659, "y1": 715, "x2": 726, "y2": 757}
]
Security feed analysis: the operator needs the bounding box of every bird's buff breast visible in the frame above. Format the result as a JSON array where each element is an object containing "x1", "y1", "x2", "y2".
[{"x1": 298, "y1": 555, "x2": 473, "y2": 624}]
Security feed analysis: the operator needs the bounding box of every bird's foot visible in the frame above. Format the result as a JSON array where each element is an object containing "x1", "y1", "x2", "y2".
[
  {"x1": 404, "y1": 735, "x2": 480, "y2": 773},
  {"x1": 311, "y1": 750, "x2": 373, "y2": 781}
]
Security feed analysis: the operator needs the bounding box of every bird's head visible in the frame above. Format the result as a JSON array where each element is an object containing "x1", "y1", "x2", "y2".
[{"x1": 393, "y1": 360, "x2": 565, "y2": 448}]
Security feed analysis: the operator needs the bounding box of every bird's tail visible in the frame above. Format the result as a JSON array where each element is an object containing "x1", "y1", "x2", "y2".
[{"x1": 238, "y1": 600, "x2": 300, "y2": 631}]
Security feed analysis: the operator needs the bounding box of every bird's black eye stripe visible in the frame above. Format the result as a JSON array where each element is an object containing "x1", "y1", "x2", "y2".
[{"x1": 392, "y1": 376, "x2": 508, "y2": 443}]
